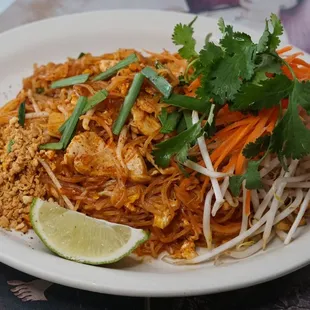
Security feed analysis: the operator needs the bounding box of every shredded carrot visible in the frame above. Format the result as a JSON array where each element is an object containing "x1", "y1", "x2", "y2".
[
  {"x1": 277, "y1": 46, "x2": 293, "y2": 54},
  {"x1": 212, "y1": 122, "x2": 257, "y2": 169},
  {"x1": 187, "y1": 77, "x2": 200, "y2": 93},
  {"x1": 213, "y1": 117, "x2": 258, "y2": 141},
  {"x1": 245, "y1": 190, "x2": 251, "y2": 216},
  {"x1": 235, "y1": 110, "x2": 274, "y2": 174},
  {"x1": 284, "y1": 52, "x2": 304, "y2": 64},
  {"x1": 292, "y1": 58, "x2": 310, "y2": 68},
  {"x1": 211, "y1": 219, "x2": 241, "y2": 234}
]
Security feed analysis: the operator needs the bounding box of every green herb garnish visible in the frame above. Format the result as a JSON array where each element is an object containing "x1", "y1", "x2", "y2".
[
  {"x1": 18, "y1": 101, "x2": 26, "y2": 127},
  {"x1": 7, "y1": 140, "x2": 14, "y2": 153},
  {"x1": 158, "y1": 108, "x2": 182, "y2": 134},
  {"x1": 36, "y1": 87, "x2": 45, "y2": 94},
  {"x1": 112, "y1": 73, "x2": 144, "y2": 135},
  {"x1": 153, "y1": 121, "x2": 203, "y2": 168},
  {"x1": 78, "y1": 52, "x2": 86, "y2": 59},
  {"x1": 93, "y1": 54, "x2": 138, "y2": 81},
  {"x1": 51, "y1": 74, "x2": 89, "y2": 89},
  {"x1": 40, "y1": 96, "x2": 87, "y2": 150},
  {"x1": 163, "y1": 93, "x2": 210, "y2": 113},
  {"x1": 141, "y1": 67, "x2": 172, "y2": 98},
  {"x1": 58, "y1": 90, "x2": 108, "y2": 134},
  {"x1": 168, "y1": 14, "x2": 310, "y2": 193}
]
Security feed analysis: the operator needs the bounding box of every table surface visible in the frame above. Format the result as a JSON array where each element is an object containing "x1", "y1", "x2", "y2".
[{"x1": 1, "y1": 1, "x2": 310, "y2": 309}]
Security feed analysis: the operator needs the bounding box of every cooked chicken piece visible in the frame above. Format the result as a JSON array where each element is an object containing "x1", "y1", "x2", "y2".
[
  {"x1": 65, "y1": 132, "x2": 150, "y2": 181},
  {"x1": 65, "y1": 132, "x2": 116, "y2": 176},
  {"x1": 99, "y1": 60, "x2": 118, "y2": 72},
  {"x1": 136, "y1": 94, "x2": 158, "y2": 114},
  {"x1": 131, "y1": 106, "x2": 161, "y2": 136},
  {"x1": 124, "y1": 147, "x2": 151, "y2": 183},
  {"x1": 47, "y1": 112, "x2": 65, "y2": 138}
]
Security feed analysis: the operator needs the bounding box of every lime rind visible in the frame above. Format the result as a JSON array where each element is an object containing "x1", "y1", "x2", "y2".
[{"x1": 30, "y1": 198, "x2": 149, "y2": 265}]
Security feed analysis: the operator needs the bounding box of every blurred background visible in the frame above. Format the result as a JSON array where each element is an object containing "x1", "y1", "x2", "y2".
[{"x1": 0, "y1": 0, "x2": 309, "y2": 52}]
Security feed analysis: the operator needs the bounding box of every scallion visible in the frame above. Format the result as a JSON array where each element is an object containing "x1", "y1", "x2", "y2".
[
  {"x1": 78, "y1": 52, "x2": 86, "y2": 59},
  {"x1": 36, "y1": 87, "x2": 45, "y2": 94},
  {"x1": 93, "y1": 54, "x2": 138, "y2": 82},
  {"x1": 51, "y1": 74, "x2": 89, "y2": 89},
  {"x1": 141, "y1": 67, "x2": 172, "y2": 98},
  {"x1": 7, "y1": 140, "x2": 15, "y2": 153},
  {"x1": 82, "y1": 90, "x2": 108, "y2": 113},
  {"x1": 40, "y1": 96, "x2": 87, "y2": 150},
  {"x1": 112, "y1": 73, "x2": 144, "y2": 135},
  {"x1": 58, "y1": 90, "x2": 108, "y2": 134},
  {"x1": 159, "y1": 108, "x2": 181, "y2": 134},
  {"x1": 18, "y1": 101, "x2": 25, "y2": 127},
  {"x1": 183, "y1": 110, "x2": 193, "y2": 128},
  {"x1": 163, "y1": 93, "x2": 210, "y2": 113}
]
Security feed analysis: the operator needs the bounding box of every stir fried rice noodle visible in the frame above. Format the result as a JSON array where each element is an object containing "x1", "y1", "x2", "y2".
[{"x1": 1, "y1": 46, "x2": 310, "y2": 264}]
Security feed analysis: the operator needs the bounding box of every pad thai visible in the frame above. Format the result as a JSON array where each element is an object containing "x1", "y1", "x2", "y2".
[{"x1": 1, "y1": 14, "x2": 310, "y2": 265}]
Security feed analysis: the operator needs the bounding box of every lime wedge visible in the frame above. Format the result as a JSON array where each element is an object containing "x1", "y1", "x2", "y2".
[{"x1": 30, "y1": 198, "x2": 149, "y2": 265}]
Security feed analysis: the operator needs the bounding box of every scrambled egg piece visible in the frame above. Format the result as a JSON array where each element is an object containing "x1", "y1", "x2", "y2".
[
  {"x1": 177, "y1": 240, "x2": 198, "y2": 260},
  {"x1": 153, "y1": 209, "x2": 173, "y2": 229},
  {"x1": 47, "y1": 112, "x2": 65, "y2": 138},
  {"x1": 131, "y1": 106, "x2": 161, "y2": 136},
  {"x1": 99, "y1": 60, "x2": 118, "y2": 72}
]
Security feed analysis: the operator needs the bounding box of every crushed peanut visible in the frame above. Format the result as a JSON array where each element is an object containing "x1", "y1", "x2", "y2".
[{"x1": 0, "y1": 121, "x2": 50, "y2": 232}]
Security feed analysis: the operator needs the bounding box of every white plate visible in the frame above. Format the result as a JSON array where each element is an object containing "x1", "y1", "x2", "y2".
[{"x1": 0, "y1": 10, "x2": 310, "y2": 297}]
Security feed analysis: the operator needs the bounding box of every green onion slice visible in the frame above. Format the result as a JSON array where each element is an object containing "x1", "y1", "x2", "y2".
[
  {"x1": 112, "y1": 73, "x2": 144, "y2": 135},
  {"x1": 163, "y1": 93, "x2": 210, "y2": 113},
  {"x1": 40, "y1": 96, "x2": 87, "y2": 150},
  {"x1": 7, "y1": 140, "x2": 15, "y2": 153},
  {"x1": 18, "y1": 101, "x2": 26, "y2": 127},
  {"x1": 51, "y1": 74, "x2": 89, "y2": 89},
  {"x1": 93, "y1": 54, "x2": 138, "y2": 81},
  {"x1": 58, "y1": 90, "x2": 108, "y2": 134},
  {"x1": 141, "y1": 67, "x2": 172, "y2": 98}
]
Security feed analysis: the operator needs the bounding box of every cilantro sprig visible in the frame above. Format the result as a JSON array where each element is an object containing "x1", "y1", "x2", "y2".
[{"x1": 170, "y1": 14, "x2": 310, "y2": 195}]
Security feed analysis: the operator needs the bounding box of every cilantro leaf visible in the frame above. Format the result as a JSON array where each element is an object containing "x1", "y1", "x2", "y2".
[
  {"x1": 257, "y1": 20, "x2": 270, "y2": 53},
  {"x1": 293, "y1": 81, "x2": 310, "y2": 113},
  {"x1": 158, "y1": 108, "x2": 181, "y2": 134},
  {"x1": 200, "y1": 26, "x2": 257, "y2": 103},
  {"x1": 269, "y1": 13, "x2": 283, "y2": 51},
  {"x1": 210, "y1": 44, "x2": 256, "y2": 102},
  {"x1": 153, "y1": 122, "x2": 203, "y2": 168},
  {"x1": 271, "y1": 80, "x2": 310, "y2": 159},
  {"x1": 199, "y1": 42, "x2": 224, "y2": 73},
  {"x1": 243, "y1": 135, "x2": 271, "y2": 159},
  {"x1": 172, "y1": 17, "x2": 198, "y2": 60},
  {"x1": 252, "y1": 53, "x2": 282, "y2": 84},
  {"x1": 229, "y1": 160, "x2": 263, "y2": 196},
  {"x1": 232, "y1": 74, "x2": 293, "y2": 111},
  {"x1": 257, "y1": 14, "x2": 283, "y2": 53}
]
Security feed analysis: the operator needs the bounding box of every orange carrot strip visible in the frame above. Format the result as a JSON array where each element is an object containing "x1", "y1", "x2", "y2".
[
  {"x1": 245, "y1": 190, "x2": 251, "y2": 216},
  {"x1": 212, "y1": 117, "x2": 258, "y2": 142},
  {"x1": 211, "y1": 219, "x2": 241, "y2": 234},
  {"x1": 235, "y1": 110, "x2": 273, "y2": 174},
  {"x1": 292, "y1": 58, "x2": 310, "y2": 68},
  {"x1": 213, "y1": 123, "x2": 257, "y2": 169},
  {"x1": 187, "y1": 77, "x2": 200, "y2": 92},
  {"x1": 285, "y1": 52, "x2": 304, "y2": 64},
  {"x1": 277, "y1": 46, "x2": 293, "y2": 54},
  {"x1": 222, "y1": 153, "x2": 238, "y2": 173}
]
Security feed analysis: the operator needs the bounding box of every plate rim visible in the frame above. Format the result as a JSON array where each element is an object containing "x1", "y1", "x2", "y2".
[{"x1": 0, "y1": 9, "x2": 309, "y2": 297}]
